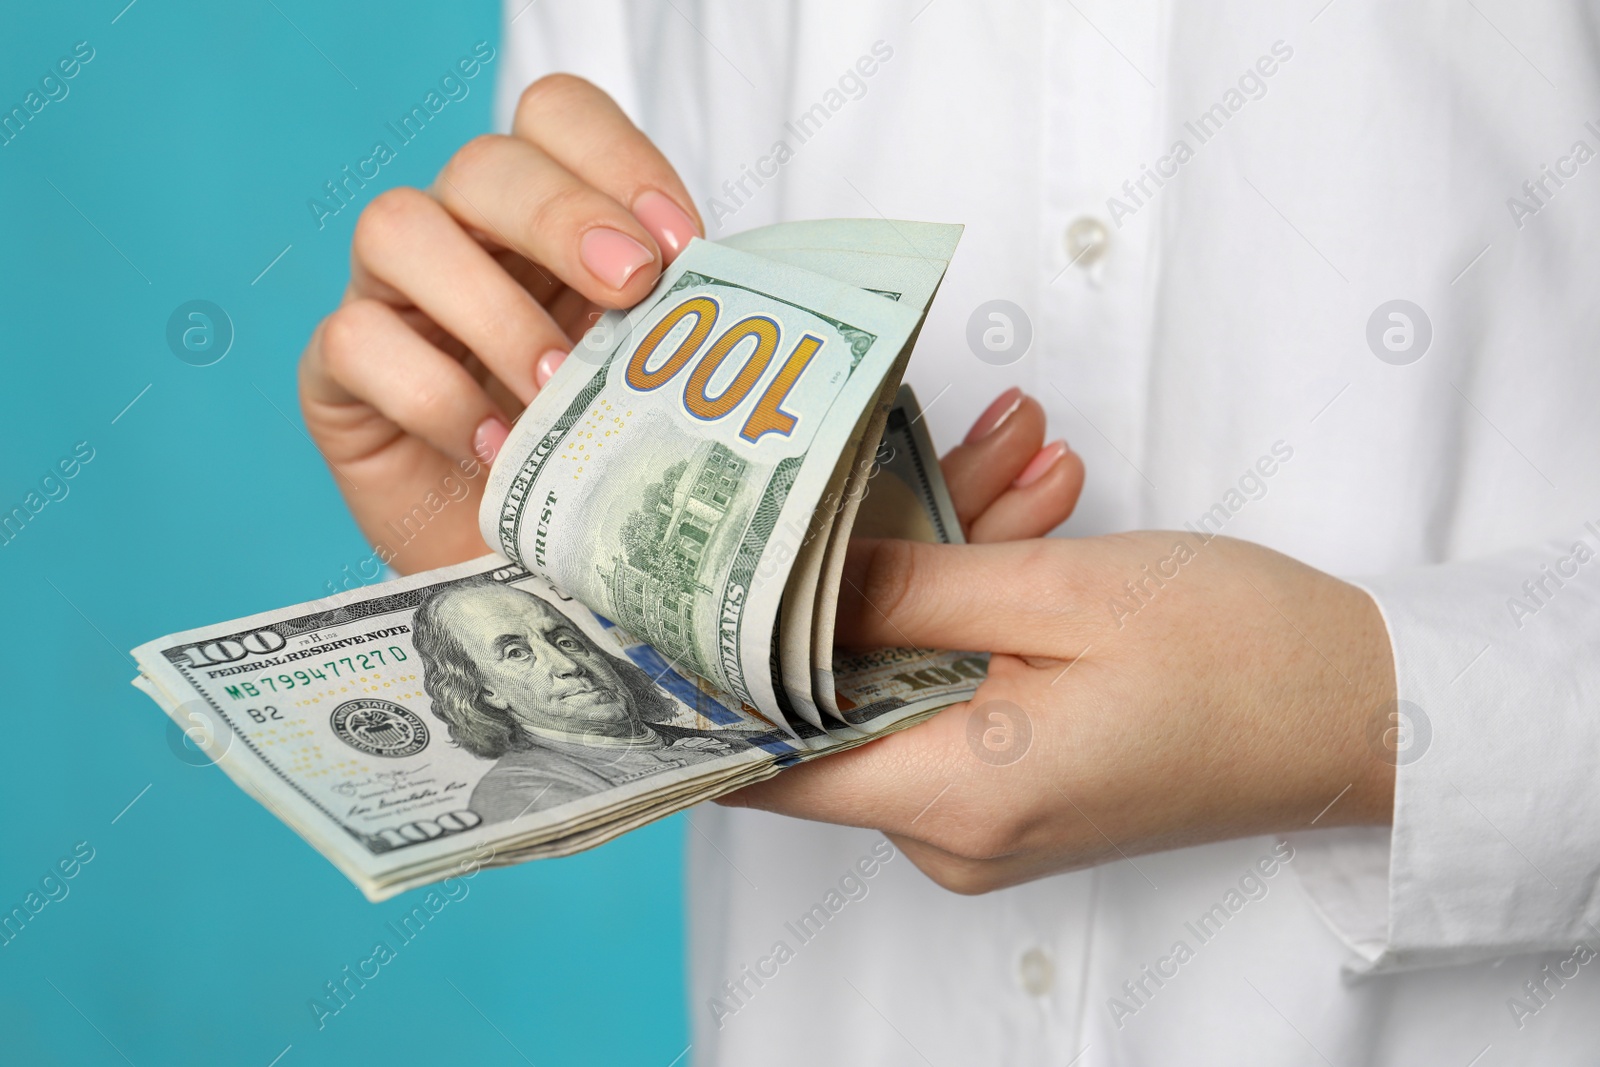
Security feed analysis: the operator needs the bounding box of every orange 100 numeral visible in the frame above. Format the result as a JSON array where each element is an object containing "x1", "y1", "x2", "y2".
[{"x1": 623, "y1": 296, "x2": 823, "y2": 442}]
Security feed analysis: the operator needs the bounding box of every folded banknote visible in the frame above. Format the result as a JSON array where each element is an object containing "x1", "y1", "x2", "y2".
[{"x1": 131, "y1": 220, "x2": 986, "y2": 900}]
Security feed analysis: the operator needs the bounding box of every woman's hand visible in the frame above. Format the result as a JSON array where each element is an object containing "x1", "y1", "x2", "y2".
[
  {"x1": 937, "y1": 386, "x2": 1084, "y2": 542},
  {"x1": 724, "y1": 531, "x2": 1397, "y2": 895},
  {"x1": 298, "y1": 68, "x2": 1078, "y2": 574},
  {"x1": 299, "y1": 75, "x2": 704, "y2": 573}
]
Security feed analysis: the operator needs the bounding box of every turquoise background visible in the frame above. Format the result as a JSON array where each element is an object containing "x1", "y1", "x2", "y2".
[{"x1": 0, "y1": 3, "x2": 691, "y2": 1064}]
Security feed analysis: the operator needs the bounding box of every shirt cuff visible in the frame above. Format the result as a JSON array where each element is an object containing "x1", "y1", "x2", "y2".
[
  {"x1": 1302, "y1": 541, "x2": 1600, "y2": 973},
  {"x1": 1286, "y1": 826, "x2": 1391, "y2": 971}
]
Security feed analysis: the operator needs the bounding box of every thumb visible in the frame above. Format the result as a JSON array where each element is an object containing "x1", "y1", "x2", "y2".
[{"x1": 835, "y1": 538, "x2": 1086, "y2": 658}]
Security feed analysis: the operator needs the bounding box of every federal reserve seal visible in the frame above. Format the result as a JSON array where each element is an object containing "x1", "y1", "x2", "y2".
[{"x1": 330, "y1": 699, "x2": 429, "y2": 758}]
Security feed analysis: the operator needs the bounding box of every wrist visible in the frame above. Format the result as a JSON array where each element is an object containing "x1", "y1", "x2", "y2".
[{"x1": 1305, "y1": 576, "x2": 1398, "y2": 827}]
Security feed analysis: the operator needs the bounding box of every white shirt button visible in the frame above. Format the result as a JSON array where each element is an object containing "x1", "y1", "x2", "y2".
[
  {"x1": 1017, "y1": 946, "x2": 1055, "y2": 996},
  {"x1": 1064, "y1": 216, "x2": 1110, "y2": 268}
]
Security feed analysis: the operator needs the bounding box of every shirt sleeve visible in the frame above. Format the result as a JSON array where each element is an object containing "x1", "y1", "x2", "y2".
[{"x1": 1291, "y1": 536, "x2": 1600, "y2": 975}]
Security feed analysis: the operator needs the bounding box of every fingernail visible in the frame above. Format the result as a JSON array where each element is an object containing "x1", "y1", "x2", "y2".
[
  {"x1": 535, "y1": 348, "x2": 568, "y2": 387},
  {"x1": 965, "y1": 387, "x2": 1024, "y2": 444},
  {"x1": 1013, "y1": 440, "x2": 1068, "y2": 488},
  {"x1": 633, "y1": 191, "x2": 698, "y2": 263},
  {"x1": 473, "y1": 416, "x2": 510, "y2": 466},
  {"x1": 580, "y1": 227, "x2": 656, "y2": 290}
]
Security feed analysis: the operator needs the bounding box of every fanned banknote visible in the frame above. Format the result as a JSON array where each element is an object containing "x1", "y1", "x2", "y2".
[{"x1": 131, "y1": 220, "x2": 987, "y2": 900}]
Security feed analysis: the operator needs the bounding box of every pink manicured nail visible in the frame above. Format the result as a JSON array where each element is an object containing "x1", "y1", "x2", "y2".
[
  {"x1": 965, "y1": 387, "x2": 1024, "y2": 444},
  {"x1": 535, "y1": 348, "x2": 568, "y2": 387},
  {"x1": 580, "y1": 227, "x2": 655, "y2": 290},
  {"x1": 1013, "y1": 440, "x2": 1068, "y2": 488},
  {"x1": 473, "y1": 416, "x2": 510, "y2": 466},
  {"x1": 633, "y1": 191, "x2": 698, "y2": 263}
]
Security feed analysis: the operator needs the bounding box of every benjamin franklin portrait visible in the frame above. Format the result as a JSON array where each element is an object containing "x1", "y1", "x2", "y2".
[{"x1": 412, "y1": 577, "x2": 749, "y2": 823}]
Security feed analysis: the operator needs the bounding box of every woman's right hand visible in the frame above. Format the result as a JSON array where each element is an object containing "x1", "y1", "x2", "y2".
[{"x1": 299, "y1": 74, "x2": 704, "y2": 574}]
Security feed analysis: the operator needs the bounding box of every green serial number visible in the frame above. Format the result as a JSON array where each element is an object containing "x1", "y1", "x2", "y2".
[{"x1": 222, "y1": 645, "x2": 408, "y2": 700}]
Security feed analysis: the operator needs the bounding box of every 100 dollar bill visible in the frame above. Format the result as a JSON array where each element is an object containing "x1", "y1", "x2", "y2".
[
  {"x1": 481, "y1": 238, "x2": 927, "y2": 718},
  {"x1": 131, "y1": 221, "x2": 987, "y2": 900}
]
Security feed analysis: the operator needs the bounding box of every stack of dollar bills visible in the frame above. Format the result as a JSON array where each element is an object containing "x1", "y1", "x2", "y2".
[{"x1": 132, "y1": 220, "x2": 988, "y2": 901}]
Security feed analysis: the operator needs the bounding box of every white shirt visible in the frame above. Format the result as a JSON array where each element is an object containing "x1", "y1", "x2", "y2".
[{"x1": 498, "y1": 3, "x2": 1600, "y2": 1063}]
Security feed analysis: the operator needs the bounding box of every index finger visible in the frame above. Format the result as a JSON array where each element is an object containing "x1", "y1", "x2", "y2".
[
  {"x1": 434, "y1": 134, "x2": 664, "y2": 309},
  {"x1": 513, "y1": 74, "x2": 703, "y2": 262},
  {"x1": 720, "y1": 657, "x2": 1042, "y2": 837}
]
